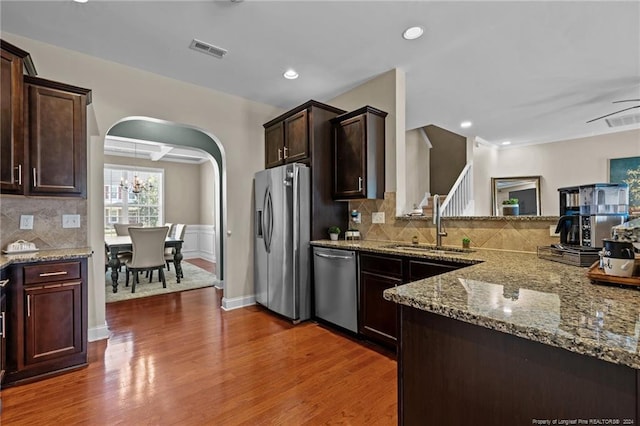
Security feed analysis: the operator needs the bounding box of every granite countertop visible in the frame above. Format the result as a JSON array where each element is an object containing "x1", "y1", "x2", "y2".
[
  {"x1": 0, "y1": 247, "x2": 93, "y2": 269},
  {"x1": 310, "y1": 239, "x2": 640, "y2": 370}
]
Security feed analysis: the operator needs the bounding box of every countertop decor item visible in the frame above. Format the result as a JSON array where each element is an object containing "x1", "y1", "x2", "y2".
[
  {"x1": 501, "y1": 198, "x2": 519, "y2": 216},
  {"x1": 328, "y1": 226, "x2": 341, "y2": 241},
  {"x1": 587, "y1": 260, "x2": 640, "y2": 288},
  {"x1": 462, "y1": 237, "x2": 470, "y2": 249}
]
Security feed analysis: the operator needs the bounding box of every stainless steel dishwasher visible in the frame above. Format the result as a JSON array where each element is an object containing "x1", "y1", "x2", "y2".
[{"x1": 313, "y1": 247, "x2": 358, "y2": 333}]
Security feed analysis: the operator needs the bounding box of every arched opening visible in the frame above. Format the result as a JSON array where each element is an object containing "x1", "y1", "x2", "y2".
[{"x1": 104, "y1": 116, "x2": 226, "y2": 288}]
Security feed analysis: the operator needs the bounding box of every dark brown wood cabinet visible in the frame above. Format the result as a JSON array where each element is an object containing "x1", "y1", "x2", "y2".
[
  {"x1": 0, "y1": 39, "x2": 90, "y2": 198},
  {"x1": 263, "y1": 100, "x2": 348, "y2": 240},
  {"x1": 331, "y1": 106, "x2": 387, "y2": 200},
  {"x1": 24, "y1": 76, "x2": 90, "y2": 197},
  {"x1": 0, "y1": 40, "x2": 34, "y2": 195},
  {"x1": 359, "y1": 252, "x2": 469, "y2": 349},
  {"x1": 5, "y1": 258, "x2": 88, "y2": 386},
  {"x1": 0, "y1": 268, "x2": 8, "y2": 384}
]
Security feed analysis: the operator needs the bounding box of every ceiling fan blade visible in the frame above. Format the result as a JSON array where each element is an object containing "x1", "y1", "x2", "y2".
[
  {"x1": 586, "y1": 105, "x2": 640, "y2": 123},
  {"x1": 612, "y1": 99, "x2": 640, "y2": 104}
]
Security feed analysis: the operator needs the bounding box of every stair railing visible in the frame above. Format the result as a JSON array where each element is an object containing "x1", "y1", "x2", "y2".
[{"x1": 440, "y1": 162, "x2": 473, "y2": 217}]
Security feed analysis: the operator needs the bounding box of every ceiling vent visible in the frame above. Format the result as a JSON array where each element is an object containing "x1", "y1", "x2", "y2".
[
  {"x1": 189, "y1": 39, "x2": 228, "y2": 59},
  {"x1": 605, "y1": 112, "x2": 640, "y2": 128}
]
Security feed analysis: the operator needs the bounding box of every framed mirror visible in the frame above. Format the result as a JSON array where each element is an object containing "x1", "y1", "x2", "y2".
[{"x1": 491, "y1": 176, "x2": 541, "y2": 216}]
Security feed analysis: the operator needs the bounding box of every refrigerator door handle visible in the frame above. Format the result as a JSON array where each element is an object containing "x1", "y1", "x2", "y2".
[
  {"x1": 292, "y1": 165, "x2": 300, "y2": 318},
  {"x1": 262, "y1": 187, "x2": 271, "y2": 252},
  {"x1": 266, "y1": 189, "x2": 274, "y2": 252}
]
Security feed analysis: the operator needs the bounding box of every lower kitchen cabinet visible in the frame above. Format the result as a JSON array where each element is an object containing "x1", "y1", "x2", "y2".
[
  {"x1": 358, "y1": 252, "x2": 469, "y2": 350},
  {"x1": 0, "y1": 267, "x2": 8, "y2": 384},
  {"x1": 359, "y1": 253, "x2": 403, "y2": 348},
  {"x1": 5, "y1": 258, "x2": 88, "y2": 386}
]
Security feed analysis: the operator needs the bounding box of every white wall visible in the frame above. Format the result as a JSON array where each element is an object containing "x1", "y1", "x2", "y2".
[
  {"x1": 200, "y1": 160, "x2": 216, "y2": 226},
  {"x1": 3, "y1": 33, "x2": 283, "y2": 335},
  {"x1": 405, "y1": 128, "x2": 430, "y2": 210},
  {"x1": 473, "y1": 129, "x2": 640, "y2": 216}
]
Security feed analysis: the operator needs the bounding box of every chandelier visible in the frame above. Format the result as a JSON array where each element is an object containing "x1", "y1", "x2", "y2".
[
  {"x1": 119, "y1": 142, "x2": 153, "y2": 194},
  {"x1": 120, "y1": 173, "x2": 153, "y2": 194}
]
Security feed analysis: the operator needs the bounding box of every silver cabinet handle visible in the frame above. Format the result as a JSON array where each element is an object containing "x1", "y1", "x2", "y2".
[
  {"x1": 283, "y1": 146, "x2": 288, "y2": 159},
  {"x1": 39, "y1": 271, "x2": 68, "y2": 277},
  {"x1": 27, "y1": 294, "x2": 31, "y2": 317},
  {"x1": 358, "y1": 176, "x2": 363, "y2": 192},
  {"x1": 32, "y1": 168, "x2": 37, "y2": 187},
  {"x1": 278, "y1": 148, "x2": 282, "y2": 161},
  {"x1": 15, "y1": 164, "x2": 22, "y2": 185},
  {"x1": 0, "y1": 279, "x2": 8, "y2": 288},
  {"x1": 0, "y1": 312, "x2": 4, "y2": 338}
]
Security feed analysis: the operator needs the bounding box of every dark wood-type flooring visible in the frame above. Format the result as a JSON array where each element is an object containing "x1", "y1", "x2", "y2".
[{"x1": 1, "y1": 277, "x2": 397, "y2": 425}]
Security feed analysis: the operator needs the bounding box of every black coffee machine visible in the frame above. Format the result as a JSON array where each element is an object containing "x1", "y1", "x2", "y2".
[{"x1": 556, "y1": 183, "x2": 629, "y2": 248}]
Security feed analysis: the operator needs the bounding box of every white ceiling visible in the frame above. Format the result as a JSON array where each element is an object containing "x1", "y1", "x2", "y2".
[{"x1": 2, "y1": 0, "x2": 640, "y2": 148}]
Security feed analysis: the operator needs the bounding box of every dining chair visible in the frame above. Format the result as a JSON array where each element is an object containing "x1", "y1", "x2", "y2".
[
  {"x1": 165, "y1": 223, "x2": 187, "y2": 278},
  {"x1": 123, "y1": 226, "x2": 170, "y2": 293},
  {"x1": 113, "y1": 222, "x2": 143, "y2": 236}
]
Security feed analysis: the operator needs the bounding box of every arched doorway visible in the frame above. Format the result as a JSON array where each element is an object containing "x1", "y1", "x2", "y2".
[{"x1": 105, "y1": 116, "x2": 226, "y2": 285}]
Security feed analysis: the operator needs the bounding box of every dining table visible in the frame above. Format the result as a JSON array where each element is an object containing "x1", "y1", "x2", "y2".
[{"x1": 105, "y1": 235, "x2": 184, "y2": 293}]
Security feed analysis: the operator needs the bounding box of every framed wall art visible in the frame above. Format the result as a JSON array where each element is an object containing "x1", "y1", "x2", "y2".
[{"x1": 610, "y1": 156, "x2": 640, "y2": 214}]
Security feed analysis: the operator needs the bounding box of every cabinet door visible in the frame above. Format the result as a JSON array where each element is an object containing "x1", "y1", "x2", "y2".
[
  {"x1": 283, "y1": 109, "x2": 308, "y2": 163},
  {"x1": 408, "y1": 259, "x2": 461, "y2": 282},
  {"x1": 360, "y1": 271, "x2": 401, "y2": 347},
  {"x1": 24, "y1": 282, "x2": 82, "y2": 366},
  {"x1": 26, "y1": 84, "x2": 86, "y2": 196},
  {"x1": 0, "y1": 48, "x2": 24, "y2": 194},
  {"x1": 333, "y1": 114, "x2": 366, "y2": 198},
  {"x1": 265, "y1": 122, "x2": 284, "y2": 169}
]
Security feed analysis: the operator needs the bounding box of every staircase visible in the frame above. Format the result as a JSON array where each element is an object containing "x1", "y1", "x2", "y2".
[{"x1": 439, "y1": 162, "x2": 474, "y2": 217}]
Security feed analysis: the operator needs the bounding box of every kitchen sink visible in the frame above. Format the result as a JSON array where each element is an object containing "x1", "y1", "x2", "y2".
[{"x1": 384, "y1": 244, "x2": 474, "y2": 255}]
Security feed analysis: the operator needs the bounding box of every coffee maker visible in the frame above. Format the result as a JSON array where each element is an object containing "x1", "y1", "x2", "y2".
[{"x1": 556, "y1": 183, "x2": 629, "y2": 248}]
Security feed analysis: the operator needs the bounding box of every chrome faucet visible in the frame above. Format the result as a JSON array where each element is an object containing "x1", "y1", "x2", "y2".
[{"x1": 433, "y1": 194, "x2": 447, "y2": 248}]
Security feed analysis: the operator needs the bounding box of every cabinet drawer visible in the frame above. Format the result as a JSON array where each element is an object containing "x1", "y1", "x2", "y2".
[
  {"x1": 360, "y1": 254, "x2": 403, "y2": 278},
  {"x1": 23, "y1": 261, "x2": 81, "y2": 285}
]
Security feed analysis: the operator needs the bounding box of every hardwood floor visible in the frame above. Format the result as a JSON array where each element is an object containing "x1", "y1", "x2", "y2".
[
  {"x1": 184, "y1": 257, "x2": 216, "y2": 274},
  {"x1": 1, "y1": 287, "x2": 397, "y2": 425}
]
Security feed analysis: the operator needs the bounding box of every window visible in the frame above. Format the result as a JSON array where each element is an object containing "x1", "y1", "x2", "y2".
[{"x1": 104, "y1": 165, "x2": 164, "y2": 235}]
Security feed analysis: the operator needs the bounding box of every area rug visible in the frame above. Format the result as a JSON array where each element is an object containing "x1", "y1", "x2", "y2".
[{"x1": 105, "y1": 262, "x2": 219, "y2": 303}]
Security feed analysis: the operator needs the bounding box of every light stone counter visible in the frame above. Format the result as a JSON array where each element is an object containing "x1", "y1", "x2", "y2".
[
  {"x1": 310, "y1": 239, "x2": 640, "y2": 369},
  {"x1": 0, "y1": 247, "x2": 93, "y2": 269}
]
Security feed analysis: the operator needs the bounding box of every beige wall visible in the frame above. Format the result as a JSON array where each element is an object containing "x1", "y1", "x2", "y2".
[
  {"x1": 200, "y1": 160, "x2": 216, "y2": 226},
  {"x1": 473, "y1": 129, "x2": 640, "y2": 216},
  {"x1": 104, "y1": 155, "x2": 202, "y2": 225},
  {"x1": 405, "y1": 128, "x2": 430, "y2": 210},
  {"x1": 3, "y1": 32, "x2": 283, "y2": 333}
]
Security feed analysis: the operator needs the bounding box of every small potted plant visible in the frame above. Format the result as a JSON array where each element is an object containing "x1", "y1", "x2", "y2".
[
  {"x1": 462, "y1": 237, "x2": 471, "y2": 249},
  {"x1": 502, "y1": 198, "x2": 519, "y2": 216},
  {"x1": 328, "y1": 226, "x2": 341, "y2": 241}
]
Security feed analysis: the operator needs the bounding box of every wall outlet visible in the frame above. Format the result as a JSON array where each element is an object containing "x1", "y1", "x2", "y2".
[
  {"x1": 62, "y1": 214, "x2": 81, "y2": 229},
  {"x1": 372, "y1": 212, "x2": 385, "y2": 224},
  {"x1": 549, "y1": 225, "x2": 560, "y2": 237},
  {"x1": 20, "y1": 215, "x2": 34, "y2": 230}
]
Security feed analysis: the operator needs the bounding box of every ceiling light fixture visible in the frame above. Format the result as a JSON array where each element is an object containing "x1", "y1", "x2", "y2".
[
  {"x1": 501, "y1": 141, "x2": 512, "y2": 146},
  {"x1": 283, "y1": 69, "x2": 299, "y2": 80},
  {"x1": 73, "y1": 0, "x2": 88, "y2": 3},
  {"x1": 402, "y1": 26, "x2": 424, "y2": 40},
  {"x1": 460, "y1": 121, "x2": 472, "y2": 128}
]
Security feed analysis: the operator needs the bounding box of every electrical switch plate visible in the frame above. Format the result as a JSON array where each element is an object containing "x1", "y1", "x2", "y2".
[
  {"x1": 20, "y1": 215, "x2": 34, "y2": 230},
  {"x1": 62, "y1": 214, "x2": 81, "y2": 229},
  {"x1": 372, "y1": 212, "x2": 385, "y2": 224},
  {"x1": 549, "y1": 225, "x2": 560, "y2": 237}
]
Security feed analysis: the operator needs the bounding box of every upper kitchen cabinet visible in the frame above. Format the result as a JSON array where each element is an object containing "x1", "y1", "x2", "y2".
[
  {"x1": 0, "y1": 40, "x2": 36, "y2": 195},
  {"x1": 23, "y1": 76, "x2": 91, "y2": 198},
  {"x1": 263, "y1": 100, "x2": 348, "y2": 241},
  {"x1": 331, "y1": 106, "x2": 387, "y2": 200},
  {"x1": 263, "y1": 100, "x2": 344, "y2": 169}
]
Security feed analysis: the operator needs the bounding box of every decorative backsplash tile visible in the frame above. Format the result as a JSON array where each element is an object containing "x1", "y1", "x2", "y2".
[
  {"x1": 349, "y1": 192, "x2": 558, "y2": 252},
  {"x1": 0, "y1": 196, "x2": 88, "y2": 250}
]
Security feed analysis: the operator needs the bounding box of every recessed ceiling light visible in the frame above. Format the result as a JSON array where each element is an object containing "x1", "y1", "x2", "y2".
[
  {"x1": 402, "y1": 26, "x2": 424, "y2": 40},
  {"x1": 501, "y1": 141, "x2": 512, "y2": 146},
  {"x1": 283, "y1": 69, "x2": 299, "y2": 80},
  {"x1": 460, "y1": 121, "x2": 472, "y2": 129},
  {"x1": 73, "y1": 0, "x2": 88, "y2": 3}
]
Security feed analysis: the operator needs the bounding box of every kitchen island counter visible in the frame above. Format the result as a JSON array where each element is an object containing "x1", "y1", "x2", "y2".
[{"x1": 311, "y1": 239, "x2": 640, "y2": 369}]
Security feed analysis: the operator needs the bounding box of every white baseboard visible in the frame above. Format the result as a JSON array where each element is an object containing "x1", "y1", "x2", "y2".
[
  {"x1": 88, "y1": 323, "x2": 110, "y2": 342},
  {"x1": 221, "y1": 294, "x2": 256, "y2": 311}
]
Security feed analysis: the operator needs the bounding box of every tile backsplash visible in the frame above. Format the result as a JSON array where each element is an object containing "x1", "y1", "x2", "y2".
[
  {"x1": 348, "y1": 192, "x2": 559, "y2": 252},
  {"x1": 0, "y1": 195, "x2": 88, "y2": 250}
]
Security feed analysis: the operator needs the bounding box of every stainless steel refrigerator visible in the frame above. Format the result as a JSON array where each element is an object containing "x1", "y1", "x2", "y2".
[{"x1": 254, "y1": 163, "x2": 311, "y2": 322}]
